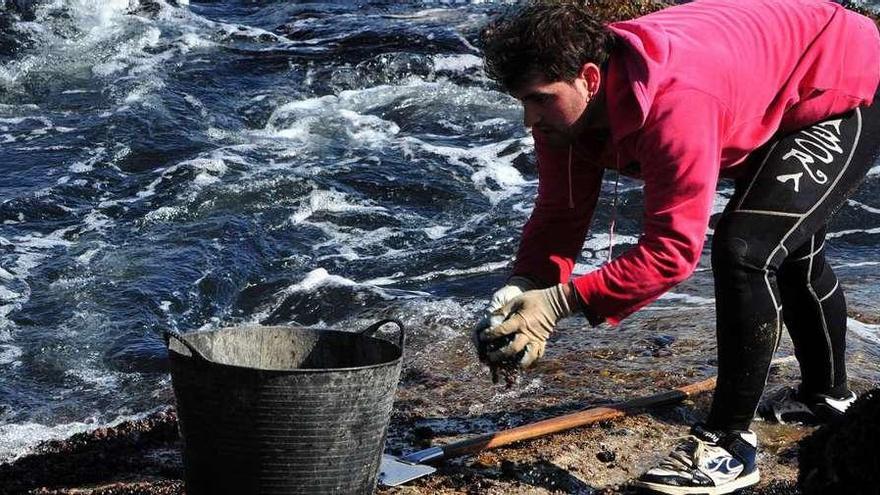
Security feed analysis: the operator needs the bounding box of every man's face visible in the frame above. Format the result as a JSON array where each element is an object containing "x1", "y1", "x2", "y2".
[{"x1": 511, "y1": 74, "x2": 591, "y2": 147}]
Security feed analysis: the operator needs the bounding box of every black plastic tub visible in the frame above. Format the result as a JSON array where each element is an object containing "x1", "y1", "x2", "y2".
[{"x1": 165, "y1": 319, "x2": 404, "y2": 495}]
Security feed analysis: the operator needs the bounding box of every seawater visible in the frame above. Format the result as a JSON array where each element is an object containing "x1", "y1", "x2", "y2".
[{"x1": 0, "y1": 0, "x2": 879, "y2": 464}]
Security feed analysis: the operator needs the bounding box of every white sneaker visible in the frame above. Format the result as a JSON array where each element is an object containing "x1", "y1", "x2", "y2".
[
  {"x1": 633, "y1": 424, "x2": 760, "y2": 495},
  {"x1": 758, "y1": 386, "x2": 857, "y2": 425}
]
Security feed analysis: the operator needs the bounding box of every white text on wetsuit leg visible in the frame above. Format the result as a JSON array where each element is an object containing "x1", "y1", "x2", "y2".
[{"x1": 777, "y1": 119, "x2": 844, "y2": 192}]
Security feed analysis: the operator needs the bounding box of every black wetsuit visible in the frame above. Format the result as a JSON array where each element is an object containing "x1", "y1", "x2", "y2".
[{"x1": 706, "y1": 88, "x2": 880, "y2": 432}]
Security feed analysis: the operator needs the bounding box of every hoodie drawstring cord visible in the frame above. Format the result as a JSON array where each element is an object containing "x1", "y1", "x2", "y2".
[
  {"x1": 608, "y1": 152, "x2": 620, "y2": 263},
  {"x1": 567, "y1": 144, "x2": 619, "y2": 263},
  {"x1": 567, "y1": 144, "x2": 574, "y2": 209}
]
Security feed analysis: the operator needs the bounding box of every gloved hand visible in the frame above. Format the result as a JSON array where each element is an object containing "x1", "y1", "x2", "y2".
[
  {"x1": 479, "y1": 275, "x2": 538, "y2": 324},
  {"x1": 478, "y1": 283, "x2": 576, "y2": 368},
  {"x1": 472, "y1": 276, "x2": 538, "y2": 359}
]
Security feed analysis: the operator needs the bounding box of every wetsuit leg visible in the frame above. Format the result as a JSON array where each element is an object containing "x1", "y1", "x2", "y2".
[
  {"x1": 778, "y1": 226, "x2": 850, "y2": 398},
  {"x1": 706, "y1": 98, "x2": 880, "y2": 432}
]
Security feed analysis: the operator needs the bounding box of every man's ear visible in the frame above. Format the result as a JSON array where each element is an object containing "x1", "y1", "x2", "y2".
[{"x1": 579, "y1": 62, "x2": 602, "y2": 97}]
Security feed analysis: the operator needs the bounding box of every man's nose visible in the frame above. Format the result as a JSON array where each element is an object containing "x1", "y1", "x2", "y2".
[{"x1": 522, "y1": 104, "x2": 539, "y2": 128}]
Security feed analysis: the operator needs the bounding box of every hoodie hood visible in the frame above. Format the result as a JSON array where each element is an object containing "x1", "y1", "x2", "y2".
[{"x1": 605, "y1": 21, "x2": 671, "y2": 145}]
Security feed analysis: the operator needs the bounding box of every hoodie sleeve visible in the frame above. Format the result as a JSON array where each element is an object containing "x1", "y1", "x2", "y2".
[
  {"x1": 511, "y1": 131, "x2": 604, "y2": 287},
  {"x1": 572, "y1": 89, "x2": 730, "y2": 325}
]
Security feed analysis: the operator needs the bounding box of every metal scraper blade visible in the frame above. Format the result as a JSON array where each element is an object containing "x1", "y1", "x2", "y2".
[{"x1": 378, "y1": 454, "x2": 437, "y2": 487}]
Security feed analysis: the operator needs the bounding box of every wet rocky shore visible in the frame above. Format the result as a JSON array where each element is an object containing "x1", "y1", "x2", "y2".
[
  {"x1": 0, "y1": 347, "x2": 823, "y2": 495},
  {"x1": 3, "y1": 284, "x2": 878, "y2": 494},
  {"x1": 0, "y1": 403, "x2": 805, "y2": 495}
]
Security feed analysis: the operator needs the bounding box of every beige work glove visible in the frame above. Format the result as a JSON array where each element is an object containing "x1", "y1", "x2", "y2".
[
  {"x1": 477, "y1": 276, "x2": 538, "y2": 327},
  {"x1": 471, "y1": 276, "x2": 540, "y2": 384},
  {"x1": 472, "y1": 277, "x2": 537, "y2": 351},
  {"x1": 478, "y1": 283, "x2": 575, "y2": 369}
]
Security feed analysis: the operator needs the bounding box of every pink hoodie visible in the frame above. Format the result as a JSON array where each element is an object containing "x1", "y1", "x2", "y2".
[{"x1": 512, "y1": 0, "x2": 880, "y2": 325}]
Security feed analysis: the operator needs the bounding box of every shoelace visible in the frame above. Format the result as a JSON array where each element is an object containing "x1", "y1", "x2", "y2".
[{"x1": 660, "y1": 435, "x2": 707, "y2": 470}]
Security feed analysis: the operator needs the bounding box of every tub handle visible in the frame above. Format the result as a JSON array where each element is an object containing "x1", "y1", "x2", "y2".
[
  {"x1": 359, "y1": 319, "x2": 405, "y2": 350},
  {"x1": 164, "y1": 330, "x2": 208, "y2": 362}
]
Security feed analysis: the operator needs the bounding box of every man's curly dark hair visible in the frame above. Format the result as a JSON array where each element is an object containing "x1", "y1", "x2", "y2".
[{"x1": 480, "y1": 0, "x2": 670, "y2": 92}]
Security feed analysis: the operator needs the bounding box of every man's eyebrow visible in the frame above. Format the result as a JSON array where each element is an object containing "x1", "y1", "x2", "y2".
[{"x1": 520, "y1": 92, "x2": 551, "y2": 102}]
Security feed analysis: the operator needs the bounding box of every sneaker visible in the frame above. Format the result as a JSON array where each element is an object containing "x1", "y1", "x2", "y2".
[
  {"x1": 633, "y1": 424, "x2": 760, "y2": 495},
  {"x1": 758, "y1": 386, "x2": 857, "y2": 425}
]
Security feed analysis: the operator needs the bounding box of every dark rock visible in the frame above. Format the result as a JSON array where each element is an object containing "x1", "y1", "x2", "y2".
[
  {"x1": 596, "y1": 449, "x2": 616, "y2": 463},
  {"x1": 651, "y1": 335, "x2": 676, "y2": 348},
  {"x1": 499, "y1": 459, "x2": 517, "y2": 477},
  {"x1": 510, "y1": 152, "x2": 536, "y2": 179},
  {"x1": 0, "y1": 409, "x2": 182, "y2": 493},
  {"x1": 741, "y1": 480, "x2": 801, "y2": 495},
  {"x1": 798, "y1": 388, "x2": 880, "y2": 494},
  {"x1": 610, "y1": 427, "x2": 634, "y2": 436},
  {"x1": 413, "y1": 425, "x2": 435, "y2": 440},
  {"x1": 4, "y1": 0, "x2": 37, "y2": 20}
]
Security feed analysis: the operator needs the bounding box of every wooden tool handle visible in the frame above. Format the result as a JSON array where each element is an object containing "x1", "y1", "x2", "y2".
[{"x1": 442, "y1": 376, "x2": 717, "y2": 459}]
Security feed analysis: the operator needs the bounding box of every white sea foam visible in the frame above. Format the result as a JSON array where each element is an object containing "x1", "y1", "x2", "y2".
[
  {"x1": 144, "y1": 205, "x2": 183, "y2": 223},
  {"x1": 847, "y1": 199, "x2": 880, "y2": 215},
  {"x1": 75, "y1": 246, "x2": 103, "y2": 265},
  {"x1": 569, "y1": 233, "x2": 641, "y2": 274},
  {"x1": 48, "y1": 275, "x2": 95, "y2": 291},
  {"x1": 2, "y1": 0, "x2": 218, "y2": 117},
  {"x1": 827, "y1": 227, "x2": 880, "y2": 239},
  {"x1": 848, "y1": 318, "x2": 880, "y2": 345},
  {"x1": 80, "y1": 210, "x2": 114, "y2": 234},
  {"x1": 239, "y1": 275, "x2": 325, "y2": 326},
  {"x1": 247, "y1": 268, "x2": 433, "y2": 326},
  {"x1": 290, "y1": 189, "x2": 388, "y2": 224},
  {"x1": 263, "y1": 93, "x2": 400, "y2": 149},
  {"x1": 382, "y1": 8, "x2": 455, "y2": 20},
  {"x1": 312, "y1": 224, "x2": 401, "y2": 261},
  {"x1": 285, "y1": 268, "x2": 357, "y2": 292},
  {"x1": 65, "y1": 366, "x2": 121, "y2": 389},
  {"x1": 657, "y1": 292, "x2": 715, "y2": 305},
  {"x1": 833, "y1": 261, "x2": 880, "y2": 268},
  {"x1": 359, "y1": 274, "x2": 404, "y2": 286},
  {"x1": 120, "y1": 151, "x2": 243, "y2": 207},
  {"x1": 13, "y1": 233, "x2": 72, "y2": 251},
  {"x1": 424, "y1": 225, "x2": 451, "y2": 240},
  {"x1": 0, "y1": 421, "x2": 96, "y2": 464},
  {"x1": 712, "y1": 192, "x2": 732, "y2": 215},
  {"x1": 3, "y1": 0, "x2": 140, "y2": 86},
  {"x1": 0, "y1": 344, "x2": 22, "y2": 366},
  {"x1": 473, "y1": 117, "x2": 508, "y2": 129},
  {"x1": 0, "y1": 117, "x2": 30, "y2": 125},
  {"x1": 432, "y1": 53, "x2": 482, "y2": 72},
  {"x1": 407, "y1": 260, "x2": 511, "y2": 282},
  {"x1": 0, "y1": 409, "x2": 162, "y2": 464},
  {"x1": 215, "y1": 22, "x2": 288, "y2": 45},
  {"x1": 176, "y1": 32, "x2": 215, "y2": 51},
  {"x1": 405, "y1": 136, "x2": 530, "y2": 205},
  {"x1": 341, "y1": 109, "x2": 400, "y2": 143},
  {"x1": 259, "y1": 80, "x2": 516, "y2": 161},
  {"x1": 583, "y1": 233, "x2": 639, "y2": 251},
  {"x1": 0, "y1": 287, "x2": 21, "y2": 301},
  {"x1": 0, "y1": 228, "x2": 75, "y2": 332}
]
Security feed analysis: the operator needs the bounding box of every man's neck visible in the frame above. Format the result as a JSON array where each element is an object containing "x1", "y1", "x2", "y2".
[{"x1": 583, "y1": 80, "x2": 610, "y2": 131}]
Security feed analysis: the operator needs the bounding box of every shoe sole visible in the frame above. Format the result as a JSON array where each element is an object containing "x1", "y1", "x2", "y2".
[{"x1": 632, "y1": 470, "x2": 760, "y2": 495}]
